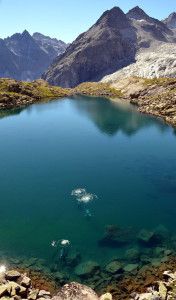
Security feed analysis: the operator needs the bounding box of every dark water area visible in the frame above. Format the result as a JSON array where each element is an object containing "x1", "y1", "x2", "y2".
[{"x1": 0, "y1": 96, "x2": 176, "y2": 283}]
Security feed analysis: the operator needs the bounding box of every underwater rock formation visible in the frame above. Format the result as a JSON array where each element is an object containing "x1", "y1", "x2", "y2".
[
  {"x1": 99, "y1": 225, "x2": 135, "y2": 247},
  {"x1": 74, "y1": 261, "x2": 100, "y2": 278}
]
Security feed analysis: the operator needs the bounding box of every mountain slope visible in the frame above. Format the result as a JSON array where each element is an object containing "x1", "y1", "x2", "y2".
[
  {"x1": 1, "y1": 31, "x2": 67, "y2": 81},
  {"x1": 43, "y1": 6, "x2": 175, "y2": 88},
  {"x1": 102, "y1": 43, "x2": 176, "y2": 81},
  {"x1": 0, "y1": 39, "x2": 19, "y2": 78},
  {"x1": 43, "y1": 7, "x2": 137, "y2": 87},
  {"x1": 32, "y1": 32, "x2": 68, "y2": 60}
]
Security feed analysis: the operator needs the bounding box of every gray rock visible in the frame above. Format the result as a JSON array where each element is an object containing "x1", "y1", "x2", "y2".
[
  {"x1": 75, "y1": 261, "x2": 100, "y2": 278},
  {"x1": 125, "y1": 248, "x2": 140, "y2": 262},
  {"x1": 52, "y1": 282, "x2": 99, "y2": 300},
  {"x1": 123, "y1": 263, "x2": 139, "y2": 272},
  {"x1": 105, "y1": 261, "x2": 122, "y2": 274},
  {"x1": 137, "y1": 229, "x2": 154, "y2": 244}
]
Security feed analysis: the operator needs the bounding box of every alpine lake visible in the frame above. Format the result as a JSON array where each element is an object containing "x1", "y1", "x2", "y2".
[{"x1": 0, "y1": 95, "x2": 176, "y2": 287}]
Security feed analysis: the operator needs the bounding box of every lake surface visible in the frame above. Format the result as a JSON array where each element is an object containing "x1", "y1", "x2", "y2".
[{"x1": 0, "y1": 96, "x2": 176, "y2": 277}]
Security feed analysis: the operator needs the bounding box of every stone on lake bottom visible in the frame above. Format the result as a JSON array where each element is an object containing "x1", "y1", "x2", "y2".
[
  {"x1": 74, "y1": 261, "x2": 100, "y2": 278},
  {"x1": 123, "y1": 264, "x2": 138, "y2": 273},
  {"x1": 105, "y1": 261, "x2": 122, "y2": 274}
]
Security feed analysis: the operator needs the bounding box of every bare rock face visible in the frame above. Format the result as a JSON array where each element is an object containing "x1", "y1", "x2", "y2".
[
  {"x1": 163, "y1": 12, "x2": 176, "y2": 29},
  {"x1": 52, "y1": 282, "x2": 99, "y2": 300},
  {"x1": 0, "y1": 31, "x2": 67, "y2": 81},
  {"x1": 43, "y1": 7, "x2": 137, "y2": 87},
  {"x1": 43, "y1": 6, "x2": 176, "y2": 88}
]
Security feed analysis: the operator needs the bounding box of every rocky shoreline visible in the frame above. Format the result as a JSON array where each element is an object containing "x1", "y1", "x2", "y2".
[
  {"x1": 0, "y1": 77, "x2": 176, "y2": 128},
  {"x1": 103, "y1": 77, "x2": 176, "y2": 128},
  {"x1": 0, "y1": 268, "x2": 112, "y2": 300},
  {"x1": 2, "y1": 263, "x2": 176, "y2": 300}
]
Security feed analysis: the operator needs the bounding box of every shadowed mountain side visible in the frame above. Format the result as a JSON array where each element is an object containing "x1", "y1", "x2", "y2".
[
  {"x1": 43, "y1": 7, "x2": 137, "y2": 87},
  {"x1": 71, "y1": 96, "x2": 167, "y2": 136}
]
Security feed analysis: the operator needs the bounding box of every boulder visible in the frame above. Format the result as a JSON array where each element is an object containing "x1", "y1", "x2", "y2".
[
  {"x1": 20, "y1": 275, "x2": 31, "y2": 287},
  {"x1": 123, "y1": 263, "x2": 139, "y2": 273},
  {"x1": 158, "y1": 281, "x2": 167, "y2": 300},
  {"x1": 0, "y1": 285, "x2": 8, "y2": 297},
  {"x1": 137, "y1": 230, "x2": 154, "y2": 244},
  {"x1": 5, "y1": 270, "x2": 21, "y2": 281},
  {"x1": 74, "y1": 261, "x2": 100, "y2": 278},
  {"x1": 105, "y1": 261, "x2": 122, "y2": 274},
  {"x1": 9, "y1": 282, "x2": 26, "y2": 297},
  {"x1": 125, "y1": 248, "x2": 140, "y2": 262},
  {"x1": 28, "y1": 289, "x2": 39, "y2": 300},
  {"x1": 38, "y1": 290, "x2": 51, "y2": 298},
  {"x1": 52, "y1": 282, "x2": 99, "y2": 300},
  {"x1": 99, "y1": 293, "x2": 112, "y2": 300}
]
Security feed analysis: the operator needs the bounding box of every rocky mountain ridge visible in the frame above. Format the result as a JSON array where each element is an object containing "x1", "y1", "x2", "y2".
[
  {"x1": 0, "y1": 31, "x2": 67, "y2": 81},
  {"x1": 163, "y1": 12, "x2": 176, "y2": 29},
  {"x1": 43, "y1": 6, "x2": 176, "y2": 88}
]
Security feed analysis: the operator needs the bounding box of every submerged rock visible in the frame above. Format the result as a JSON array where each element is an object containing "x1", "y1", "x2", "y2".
[
  {"x1": 66, "y1": 252, "x2": 81, "y2": 267},
  {"x1": 75, "y1": 261, "x2": 100, "y2": 278},
  {"x1": 52, "y1": 282, "x2": 99, "y2": 300},
  {"x1": 105, "y1": 261, "x2": 123, "y2": 274},
  {"x1": 125, "y1": 248, "x2": 140, "y2": 262},
  {"x1": 137, "y1": 230, "x2": 154, "y2": 244},
  {"x1": 123, "y1": 263, "x2": 139, "y2": 273}
]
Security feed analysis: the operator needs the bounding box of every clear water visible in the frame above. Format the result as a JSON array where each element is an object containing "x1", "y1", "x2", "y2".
[{"x1": 0, "y1": 96, "x2": 176, "y2": 269}]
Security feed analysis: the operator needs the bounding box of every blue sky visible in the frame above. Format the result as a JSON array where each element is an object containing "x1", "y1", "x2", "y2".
[{"x1": 0, "y1": 0, "x2": 175, "y2": 42}]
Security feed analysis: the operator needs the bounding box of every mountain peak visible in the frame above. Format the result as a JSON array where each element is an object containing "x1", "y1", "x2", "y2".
[
  {"x1": 22, "y1": 30, "x2": 31, "y2": 37},
  {"x1": 164, "y1": 12, "x2": 176, "y2": 29},
  {"x1": 97, "y1": 6, "x2": 130, "y2": 29},
  {"x1": 126, "y1": 6, "x2": 149, "y2": 20}
]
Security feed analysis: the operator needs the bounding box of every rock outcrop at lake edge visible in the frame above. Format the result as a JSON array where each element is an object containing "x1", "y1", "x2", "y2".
[
  {"x1": 102, "y1": 77, "x2": 176, "y2": 128},
  {"x1": 0, "y1": 79, "x2": 71, "y2": 109}
]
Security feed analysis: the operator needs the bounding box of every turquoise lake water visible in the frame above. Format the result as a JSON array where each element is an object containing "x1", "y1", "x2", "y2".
[{"x1": 0, "y1": 96, "x2": 176, "y2": 271}]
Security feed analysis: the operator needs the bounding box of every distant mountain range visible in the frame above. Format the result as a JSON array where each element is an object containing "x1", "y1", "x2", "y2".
[
  {"x1": 0, "y1": 31, "x2": 68, "y2": 81},
  {"x1": 43, "y1": 6, "x2": 176, "y2": 87},
  {"x1": 0, "y1": 7, "x2": 176, "y2": 85}
]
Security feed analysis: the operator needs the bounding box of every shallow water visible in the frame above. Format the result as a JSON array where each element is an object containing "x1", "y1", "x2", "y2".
[{"x1": 0, "y1": 96, "x2": 176, "y2": 271}]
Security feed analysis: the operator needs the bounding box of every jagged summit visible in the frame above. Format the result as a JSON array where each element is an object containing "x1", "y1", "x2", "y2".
[
  {"x1": 96, "y1": 6, "x2": 130, "y2": 28},
  {"x1": 126, "y1": 6, "x2": 151, "y2": 21},
  {"x1": 1, "y1": 31, "x2": 67, "y2": 81},
  {"x1": 164, "y1": 12, "x2": 176, "y2": 29},
  {"x1": 21, "y1": 30, "x2": 31, "y2": 37}
]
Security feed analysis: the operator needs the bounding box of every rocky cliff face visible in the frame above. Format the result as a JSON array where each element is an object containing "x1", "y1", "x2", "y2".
[
  {"x1": 0, "y1": 31, "x2": 67, "y2": 81},
  {"x1": 43, "y1": 6, "x2": 176, "y2": 88},
  {"x1": 33, "y1": 32, "x2": 68, "y2": 60}
]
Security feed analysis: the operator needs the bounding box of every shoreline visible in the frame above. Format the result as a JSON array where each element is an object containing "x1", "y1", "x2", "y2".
[
  {"x1": 1, "y1": 257, "x2": 176, "y2": 300},
  {"x1": 0, "y1": 77, "x2": 176, "y2": 129}
]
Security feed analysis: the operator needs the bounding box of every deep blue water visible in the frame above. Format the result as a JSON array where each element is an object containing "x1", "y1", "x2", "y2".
[{"x1": 0, "y1": 96, "x2": 176, "y2": 269}]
